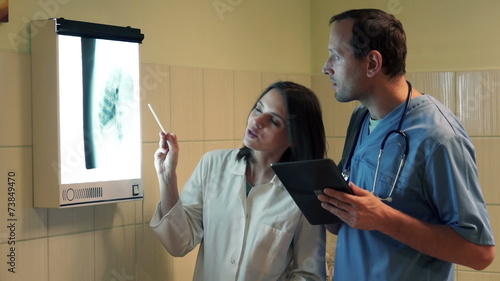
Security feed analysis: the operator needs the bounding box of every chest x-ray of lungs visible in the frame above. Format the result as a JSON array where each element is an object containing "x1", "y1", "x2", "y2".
[{"x1": 81, "y1": 37, "x2": 140, "y2": 171}]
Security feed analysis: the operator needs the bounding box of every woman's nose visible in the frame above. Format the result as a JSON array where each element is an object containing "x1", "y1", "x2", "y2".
[{"x1": 252, "y1": 114, "x2": 268, "y2": 128}]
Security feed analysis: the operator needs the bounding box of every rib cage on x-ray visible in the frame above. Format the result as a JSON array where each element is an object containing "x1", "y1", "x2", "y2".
[
  {"x1": 98, "y1": 68, "x2": 134, "y2": 140},
  {"x1": 57, "y1": 34, "x2": 141, "y2": 184},
  {"x1": 81, "y1": 38, "x2": 135, "y2": 170}
]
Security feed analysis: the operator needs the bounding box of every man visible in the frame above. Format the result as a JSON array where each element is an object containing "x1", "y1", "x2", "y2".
[{"x1": 318, "y1": 8, "x2": 495, "y2": 281}]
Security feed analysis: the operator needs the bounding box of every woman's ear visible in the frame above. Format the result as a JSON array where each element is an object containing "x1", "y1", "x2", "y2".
[{"x1": 366, "y1": 50, "x2": 382, "y2": 77}]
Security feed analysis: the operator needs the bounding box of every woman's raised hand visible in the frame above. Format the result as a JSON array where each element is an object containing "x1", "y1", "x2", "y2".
[{"x1": 154, "y1": 132, "x2": 179, "y2": 177}]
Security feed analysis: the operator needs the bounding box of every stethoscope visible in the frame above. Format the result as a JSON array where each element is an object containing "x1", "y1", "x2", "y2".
[{"x1": 342, "y1": 81, "x2": 412, "y2": 202}]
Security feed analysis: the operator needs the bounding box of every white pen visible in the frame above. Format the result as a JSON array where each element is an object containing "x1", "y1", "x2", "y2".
[{"x1": 147, "y1": 103, "x2": 167, "y2": 133}]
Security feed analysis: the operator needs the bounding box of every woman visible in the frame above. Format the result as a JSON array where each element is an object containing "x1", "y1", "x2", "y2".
[{"x1": 150, "y1": 81, "x2": 327, "y2": 281}]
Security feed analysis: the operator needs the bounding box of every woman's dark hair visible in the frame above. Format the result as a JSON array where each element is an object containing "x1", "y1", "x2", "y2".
[
  {"x1": 329, "y1": 8, "x2": 407, "y2": 78},
  {"x1": 236, "y1": 81, "x2": 326, "y2": 163}
]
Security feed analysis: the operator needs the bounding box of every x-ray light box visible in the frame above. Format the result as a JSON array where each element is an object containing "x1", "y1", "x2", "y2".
[{"x1": 31, "y1": 18, "x2": 145, "y2": 208}]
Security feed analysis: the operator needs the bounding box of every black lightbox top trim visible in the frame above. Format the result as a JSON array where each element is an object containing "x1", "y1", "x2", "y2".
[{"x1": 55, "y1": 18, "x2": 144, "y2": 43}]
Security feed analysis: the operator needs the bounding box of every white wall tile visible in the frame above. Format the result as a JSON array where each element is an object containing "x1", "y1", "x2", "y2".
[
  {"x1": 473, "y1": 137, "x2": 500, "y2": 204},
  {"x1": 456, "y1": 71, "x2": 500, "y2": 136},
  {"x1": 0, "y1": 52, "x2": 31, "y2": 146},
  {"x1": 0, "y1": 238, "x2": 48, "y2": 281},
  {"x1": 176, "y1": 141, "x2": 205, "y2": 193},
  {"x1": 170, "y1": 66, "x2": 204, "y2": 141},
  {"x1": 0, "y1": 147, "x2": 47, "y2": 241},
  {"x1": 141, "y1": 63, "x2": 171, "y2": 142},
  {"x1": 203, "y1": 68, "x2": 234, "y2": 141},
  {"x1": 141, "y1": 143, "x2": 161, "y2": 222},
  {"x1": 457, "y1": 271, "x2": 500, "y2": 281},
  {"x1": 204, "y1": 141, "x2": 237, "y2": 153},
  {"x1": 134, "y1": 225, "x2": 172, "y2": 281},
  {"x1": 262, "y1": 73, "x2": 287, "y2": 89},
  {"x1": 326, "y1": 137, "x2": 345, "y2": 164},
  {"x1": 405, "y1": 72, "x2": 455, "y2": 112},
  {"x1": 311, "y1": 74, "x2": 359, "y2": 138},
  {"x1": 95, "y1": 201, "x2": 137, "y2": 230},
  {"x1": 48, "y1": 206, "x2": 94, "y2": 236},
  {"x1": 286, "y1": 74, "x2": 312, "y2": 88},
  {"x1": 48, "y1": 232, "x2": 94, "y2": 281},
  {"x1": 95, "y1": 226, "x2": 137, "y2": 281}
]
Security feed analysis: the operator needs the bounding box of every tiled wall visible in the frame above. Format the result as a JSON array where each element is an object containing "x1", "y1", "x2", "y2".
[{"x1": 0, "y1": 50, "x2": 498, "y2": 280}]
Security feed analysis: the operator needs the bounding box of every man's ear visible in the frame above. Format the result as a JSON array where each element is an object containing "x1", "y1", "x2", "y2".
[{"x1": 366, "y1": 50, "x2": 382, "y2": 77}]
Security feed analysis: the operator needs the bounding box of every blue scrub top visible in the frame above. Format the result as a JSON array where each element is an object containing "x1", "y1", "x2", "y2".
[{"x1": 333, "y1": 95, "x2": 495, "y2": 281}]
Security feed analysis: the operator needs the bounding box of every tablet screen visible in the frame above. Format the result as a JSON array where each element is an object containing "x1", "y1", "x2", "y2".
[{"x1": 271, "y1": 158, "x2": 353, "y2": 225}]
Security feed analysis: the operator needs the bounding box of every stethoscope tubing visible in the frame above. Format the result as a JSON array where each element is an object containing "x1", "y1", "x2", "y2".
[{"x1": 343, "y1": 81, "x2": 412, "y2": 201}]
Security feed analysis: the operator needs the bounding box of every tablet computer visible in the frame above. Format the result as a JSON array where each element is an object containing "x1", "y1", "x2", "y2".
[{"x1": 271, "y1": 158, "x2": 354, "y2": 225}]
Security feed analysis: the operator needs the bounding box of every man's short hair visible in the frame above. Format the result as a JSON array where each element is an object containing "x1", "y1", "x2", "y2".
[{"x1": 330, "y1": 9, "x2": 407, "y2": 78}]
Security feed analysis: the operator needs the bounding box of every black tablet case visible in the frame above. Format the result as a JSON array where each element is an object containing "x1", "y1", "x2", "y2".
[{"x1": 271, "y1": 158, "x2": 354, "y2": 225}]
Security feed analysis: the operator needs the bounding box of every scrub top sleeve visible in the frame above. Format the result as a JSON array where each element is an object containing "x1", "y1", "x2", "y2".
[{"x1": 425, "y1": 135, "x2": 495, "y2": 245}]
